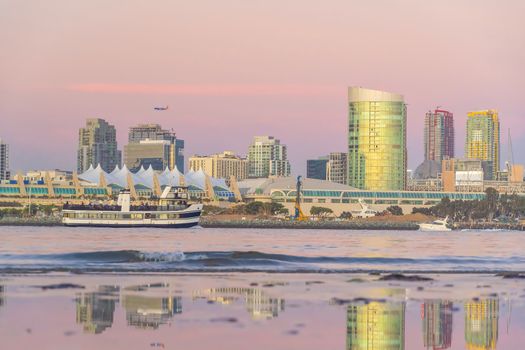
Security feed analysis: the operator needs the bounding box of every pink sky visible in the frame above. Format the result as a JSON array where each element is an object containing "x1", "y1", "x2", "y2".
[{"x1": 1, "y1": 0, "x2": 524, "y2": 172}]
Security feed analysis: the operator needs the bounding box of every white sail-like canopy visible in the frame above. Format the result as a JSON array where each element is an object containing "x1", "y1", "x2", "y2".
[
  {"x1": 157, "y1": 166, "x2": 183, "y2": 187},
  {"x1": 185, "y1": 169, "x2": 206, "y2": 190},
  {"x1": 78, "y1": 164, "x2": 104, "y2": 184},
  {"x1": 78, "y1": 163, "x2": 234, "y2": 197},
  {"x1": 133, "y1": 165, "x2": 155, "y2": 189}
]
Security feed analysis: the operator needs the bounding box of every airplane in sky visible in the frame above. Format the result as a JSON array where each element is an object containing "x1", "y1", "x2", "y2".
[{"x1": 154, "y1": 106, "x2": 169, "y2": 111}]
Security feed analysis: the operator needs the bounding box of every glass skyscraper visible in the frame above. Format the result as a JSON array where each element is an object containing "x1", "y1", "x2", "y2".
[
  {"x1": 348, "y1": 87, "x2": 407, "y2": 190},
  {"x1": 465, "y1": 110, "x2": 500, "y2": 180}
]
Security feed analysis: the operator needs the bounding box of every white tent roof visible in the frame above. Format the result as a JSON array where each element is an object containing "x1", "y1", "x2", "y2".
[{"x1": 79, "y1": 164, "x2": 228, "y2": 193}]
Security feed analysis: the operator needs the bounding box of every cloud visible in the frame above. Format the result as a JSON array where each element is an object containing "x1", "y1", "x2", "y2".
[{"x1": 67, "y1": 83, "x2": 341, "y2": 97}]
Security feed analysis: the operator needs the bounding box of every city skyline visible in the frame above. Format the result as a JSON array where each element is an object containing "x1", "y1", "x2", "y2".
[{"x1": 1, "y1": 1, "x2": 524, "y2": 174}]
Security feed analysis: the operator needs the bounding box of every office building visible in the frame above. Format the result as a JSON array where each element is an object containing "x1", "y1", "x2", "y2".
[
  {"x1": 77, "y1": 118, "x2": 121, "y2": 173},
  {"x1": 348, "y1": 87, "x2": 407, "y2": 191},
  {"x1": 466, "y1": 110, "x2": 500, "y2": 180},
  {"x1": 247, "y1": 136, "x2": 291, "y2": 178},
  {"x1": 327, "y1": 152, "x2": 348, "y2": 185},
  {"x1": 0, "y1": 138, "x2": 9, "y2": 181},
  {"x1": 415, "y1": 109, "x2": 455, "y2": 180},
  {"x1": 424, "y1": 109, "x2": 454, "y2": 162},
  {"x1": 306, "y1": 157, "x2": 328, "y2": 180},
  {"x1": 189, "y1": 151, "x2": 249, "y2": 181},
  {"x1": 124, "y1": 124, "x2": 184, "y2": 172}
]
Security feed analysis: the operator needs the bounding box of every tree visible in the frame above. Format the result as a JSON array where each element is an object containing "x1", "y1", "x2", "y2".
[
  {"x1": 245, "y1": 201, "x2": 264, "y2": 215},
  {"x1": 483, "y1": 187, "x2": 499, "y2": 221},
  {"x1": 412, "y1": 207, "x2": 431, "y2": 215},
  {"x1": 386, "y1": 205, "x2": 403, "y2": 216},
  {"x1": 339, "y1": 211, "x2": 353, "y2": 220},
  {"x1": 310, "y1": 206, "x2": 333, "y2": 218}
]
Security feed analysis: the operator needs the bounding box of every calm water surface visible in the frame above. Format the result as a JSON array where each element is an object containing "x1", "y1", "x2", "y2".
[{"x1": 0, "y1": 274, "x2": 524, "y2": 350}]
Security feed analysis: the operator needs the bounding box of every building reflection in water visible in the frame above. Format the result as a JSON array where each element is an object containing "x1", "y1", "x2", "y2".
[
  {"x1": 421, "y1": 300, "x2": 453, "y2": 349},
  {"x1": 346, "y1": 289, "x2": 406, "y2": 350},
  {"x1": 192, "y1": 287, "x2": 284, "y2": 320},
  {"x1": 0, "y1": 285, "x2": 4, "y2": 311},
  {"x1": 76, "y1": 285, "x2": 120, "y2": 334},
  {"x1": 464, "y1": 299, "x2": 499, "y2": 350},
  {"x1": 122, "y1": 284, "x2": 182, "y2": 329}
]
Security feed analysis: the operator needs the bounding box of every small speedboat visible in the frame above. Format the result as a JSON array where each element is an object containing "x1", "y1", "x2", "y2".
[{"x1": 419, "y1": 218, "x2": 451, "y2": 232}]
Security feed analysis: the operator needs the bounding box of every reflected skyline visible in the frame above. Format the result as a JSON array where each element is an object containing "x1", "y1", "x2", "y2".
[
  {"x1": 192, "y1": 287, "x2": 285, "y2": 320},
  {"x1": 0, "y1": 285, "x2": 4, "y2": 311},
  {"x1": 122, "y1": 284, "x2": 182, "y2": 329},
  {"x1": 76, "y1": 285, "x2": 119, "y2": 334},
  {"x1": 465, "y1": 299, "x2": 499, "y2": 350},
  {"x1": 346, "y1": 301, "x2": 406, "y2": 350},
  {"x1": 421, "y1": 300, "x2": 453, "y2": 350}
]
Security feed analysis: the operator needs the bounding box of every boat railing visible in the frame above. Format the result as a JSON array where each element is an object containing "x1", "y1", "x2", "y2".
[{"x1": 62, "y1": 203, "x2": 188, "y2": 212}]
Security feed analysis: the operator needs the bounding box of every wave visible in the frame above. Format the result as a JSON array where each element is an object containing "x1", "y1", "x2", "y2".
[{"x1": 2, "y1": 250, "x2": 524, "y2": 268}]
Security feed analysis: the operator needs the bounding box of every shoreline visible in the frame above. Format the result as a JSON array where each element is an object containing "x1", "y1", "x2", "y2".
[{"x1": 1, "y1": 216, "x2": 524, "y2": 231}]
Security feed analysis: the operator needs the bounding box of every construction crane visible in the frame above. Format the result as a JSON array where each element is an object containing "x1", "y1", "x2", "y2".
[
  {"x1": 506, "y1": 128, "x2": 515, "y2": 171},
  {"x1": 294, "y1": 176, "x2": 307, "y2": 221}
]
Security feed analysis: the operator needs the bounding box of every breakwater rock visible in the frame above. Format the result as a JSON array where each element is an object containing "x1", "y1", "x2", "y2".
[
  {"x1": 0, "y1": 217, "x2": 62, "y2": 226},
  {"x1": 200, "y1": 218, "x2": 419, "y2": 230}
]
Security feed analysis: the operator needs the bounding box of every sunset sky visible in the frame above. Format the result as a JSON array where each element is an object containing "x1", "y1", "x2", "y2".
[{"x1": 1, "y1": 0, "x2": 524, "y2": 173}]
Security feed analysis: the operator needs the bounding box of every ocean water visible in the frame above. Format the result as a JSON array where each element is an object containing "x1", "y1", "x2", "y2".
[
  {"x1": 0, "y1": 226, "x2": 524, "y2": 273},
  {"x1": 1, "y1": 226, "x2": 525, "y2": 349}
]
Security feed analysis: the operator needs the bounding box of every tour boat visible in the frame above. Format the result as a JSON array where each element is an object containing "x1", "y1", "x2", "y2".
[{"x1": 62, "y1": 186, "x2": 202, "y2": 228}]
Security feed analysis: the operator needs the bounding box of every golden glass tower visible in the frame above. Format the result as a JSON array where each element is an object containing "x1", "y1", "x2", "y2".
[
  {"x1": 348, "y1": 87, "x2": 407, "y2": 190},
  {"x1": 465, "y1": 110, "x2": 500, "y2": 180}
]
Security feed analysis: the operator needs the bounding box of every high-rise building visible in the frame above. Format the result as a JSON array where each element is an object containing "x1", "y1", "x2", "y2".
[
  {"x1": 422, "y1": 300, "x2": 453, "y2": 350},
  {"x1": 348, "y1": 87, "x2": 407, "y2": 190},
  {"x1": 247, "y1": 136, "x2": 291, "y2": 178},
  {"x1": 77, "y1": 119, "x2": 121, "y2": 173},
  {"x1": 424, "y1": 109, "x2": 455, "y2": 162},
  {"x1": 464, "y1": 299, "x2": 499, "y2": 350},
  {"x1": 327, "y1": 152, "x2": 348, "y2": 185},
  {"x1": 0, "y1": 138, "x2": 9, "y2": 181},
  {"x1": 124, "y1": 124, "x2": 184, "y2": 172},
  {"x1": 189, "y1": 151, "x2": 249, "y2": 181},
  {"x1": 347, "y1": 301, "x2": 406, "y2": 350},
  {"x1": 466, "y1": 110, "x2": 500, "y2": 180},
  {"x1": 306, "y1": 157, "x2": 328, "y2": 180}
]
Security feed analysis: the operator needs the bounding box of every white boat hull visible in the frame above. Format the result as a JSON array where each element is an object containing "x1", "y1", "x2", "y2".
[{"x1": 419, "y1": 223, "x2": 451, "y2": 232}]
